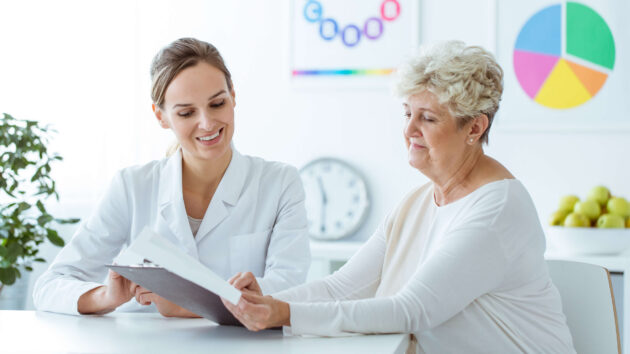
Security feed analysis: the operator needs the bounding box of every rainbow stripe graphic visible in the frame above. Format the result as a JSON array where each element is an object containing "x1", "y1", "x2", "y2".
[{"x1": 292, "y1": 68, "x2": 394, "y2": 76}]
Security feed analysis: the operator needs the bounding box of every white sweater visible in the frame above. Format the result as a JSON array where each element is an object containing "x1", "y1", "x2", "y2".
[{"x1": 274, "y1": 180, "x2": 575, "y2": 353}]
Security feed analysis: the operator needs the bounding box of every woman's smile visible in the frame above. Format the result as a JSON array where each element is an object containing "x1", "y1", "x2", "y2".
[{"x1": 196, "y1": 127, "x2": 224, "y2": 146}]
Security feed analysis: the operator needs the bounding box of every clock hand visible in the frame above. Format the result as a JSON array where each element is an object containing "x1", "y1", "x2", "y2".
[
  {"x1": 317, "y1": 177, "x2": 327, "y2": 233},
  {"x1": 317, "y1": 177, "x2": 328, "y2": 205}
]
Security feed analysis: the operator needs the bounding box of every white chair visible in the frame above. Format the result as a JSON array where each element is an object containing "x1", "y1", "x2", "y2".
[{"x1": 547, "y1": 260, "x2": 621, "y2": 354}]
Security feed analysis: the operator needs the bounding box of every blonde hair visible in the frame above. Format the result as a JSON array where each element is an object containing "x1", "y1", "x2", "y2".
[
  {"x1": 394, "y1": 41, "x2": 503, "y2": 143},
  {"x1": 150, "y1": 38, "x2": 233, "y2": 156}
]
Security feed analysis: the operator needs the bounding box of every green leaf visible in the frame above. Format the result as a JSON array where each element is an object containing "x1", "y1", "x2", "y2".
[
  {"x1": 37, "y1": 214, "x2": 53, "y2": 226},
  {"x1": 0, "y1": 245, "x2": 7, "y2": 258},
  {"x1": 17, "y1": 202, "x2": 31, "y2": 212},
  {"x1": 14, "y1": 157, "x2": 28, "y2": 170},
  {"x1": 56, "y1": 218, "x2": 80, "y2": 224},
  {"x1": 46, "y1": 229, "x2": 65, "y2": 247},
  {"x1": 6, "y1": 243, "x2": 23, "y2": 261},
  {"x1": 34, "y1": 257, "x2": 46, "y2": 262},
  {"x1": 24, "y1": 266, "x2": 33, "y2": 272},
  {"x1": 36, "y1": 200, "x2": 46, "y2": 213},
  {"x1": 0, "y1": 267, "x2": 16, "y2": 285},
  {"x1": 30, "y1": 168, "x2": 42, "y2": 182},
  {"x1": 7, "y1": 182, "x2": 17, "y2": 196}
]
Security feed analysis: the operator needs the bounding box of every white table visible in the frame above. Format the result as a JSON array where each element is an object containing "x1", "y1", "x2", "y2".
[{"x1": 0, "y1": 311, "x2": 409, "y2": 354}]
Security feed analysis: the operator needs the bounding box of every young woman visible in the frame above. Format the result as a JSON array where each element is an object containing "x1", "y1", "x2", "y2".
[{"x1": 33, "y1": 38, "x2": 310, "y2": 316}]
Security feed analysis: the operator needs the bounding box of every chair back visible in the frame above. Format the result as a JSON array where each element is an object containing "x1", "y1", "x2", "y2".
[{"x1": 547, "y1": 260, "x2": 620, "y2": 354}]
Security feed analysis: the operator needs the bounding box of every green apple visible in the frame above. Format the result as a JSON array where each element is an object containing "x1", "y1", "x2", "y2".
[
  {"x1": 574, "y1": 200, "x2": 601, "y2": 221},
  {"x1": 588, "y1": 185, "x2": 611, "y2": 207},
  {"x1": 607, "y1": 197, "x2": 630, "y2": 218},
  {"x1": 564, "y1": 213, "x2": 591, "y2": 227},
  {"x1": 596, "y1": 213, "x2": 625, "y2": 228},
  {"x1": 557, "y1": 195, "x2": 580, "y2": 213},
  {"x1": 548, "y1": 210, "x2": 569, "y2": 226}
]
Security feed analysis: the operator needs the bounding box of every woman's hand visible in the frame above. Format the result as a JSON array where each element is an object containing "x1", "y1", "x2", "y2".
[
  {"x1": 228, "y1": 272, "x2": 262, "y2": 296},
  {"x1": 135, "y1": 286, "x2": 200, "y2": 318},
  {"x1": 105, "y1": 269, "x2": 139, "y2": 306},
  {"x1": 221, "y1": 293, "x2": 290, "y2": 331},
  {"x1": 78, "y1": 270, "x2": 139, "y2": 314}
]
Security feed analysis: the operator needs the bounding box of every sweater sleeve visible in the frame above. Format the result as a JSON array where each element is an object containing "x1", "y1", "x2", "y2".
[
  {"x1": 32, "y1": 171, "x2": 131, "y2": 315},
  {"x1": 283, "y1": 210, "x2": 509, "y2": 336},
  {"x1": 273, "y1": 220, "x2": 388, "y2": 304}
]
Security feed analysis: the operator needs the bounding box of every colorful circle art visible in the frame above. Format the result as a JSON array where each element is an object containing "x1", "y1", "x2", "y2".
[
  {"x1": 513, "y1": 2, "x2": 615, "y2": 109},
  {"x1": 303, "y1": 0, "x2": 401, "y2": 48}
]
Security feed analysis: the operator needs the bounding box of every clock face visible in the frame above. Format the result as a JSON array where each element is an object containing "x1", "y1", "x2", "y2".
[{"x1": 300, "y1": 158, "x2": 369, "y2": 240}]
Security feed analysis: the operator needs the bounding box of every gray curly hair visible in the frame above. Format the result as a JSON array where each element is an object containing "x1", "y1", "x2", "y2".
[{"x1": 394, "y1": 41, "x2": 503, "y2": 143}]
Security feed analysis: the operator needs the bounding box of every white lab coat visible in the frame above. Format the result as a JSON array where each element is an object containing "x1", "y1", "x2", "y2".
[{"x1": 33, "y1": 149, "x2": 311, "y2": 315}]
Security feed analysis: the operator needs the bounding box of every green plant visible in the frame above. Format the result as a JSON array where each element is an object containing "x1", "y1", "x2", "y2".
[{"x1": 0, "y1": 113, "x2": 79, "y2": 287}]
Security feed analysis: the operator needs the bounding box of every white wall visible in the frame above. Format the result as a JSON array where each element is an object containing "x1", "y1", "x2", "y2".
[{"x1": 0, "y1": 0, "x2": 628, "y2": 309}]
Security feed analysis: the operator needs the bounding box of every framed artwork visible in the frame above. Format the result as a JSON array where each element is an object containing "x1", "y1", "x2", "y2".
[
  {"x1": 495, "y1": 0, "x2": 630, "y2": 131},
  {"x1": 289, "y1": 0, "x2": 421, "y2": 88}
]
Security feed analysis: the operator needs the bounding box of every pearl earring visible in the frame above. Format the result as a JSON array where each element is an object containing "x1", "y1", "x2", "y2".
[{"x1": 469, "y1": 138, "x2": 474, "y2": 143}]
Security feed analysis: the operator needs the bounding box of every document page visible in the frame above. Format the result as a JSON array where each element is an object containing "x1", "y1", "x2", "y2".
[{"x1": 114, "y1": 227, "x2": 241, "y2": 305}]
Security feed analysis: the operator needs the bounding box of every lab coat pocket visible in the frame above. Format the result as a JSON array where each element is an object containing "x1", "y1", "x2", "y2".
[{"x1": 229, "y1": 228, "x2": 272, "y2": 276}]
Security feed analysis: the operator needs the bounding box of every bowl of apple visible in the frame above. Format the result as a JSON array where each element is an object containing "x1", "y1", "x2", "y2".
[{"x1": 546, "y1": 186, "x2": 630, "y2": 256}]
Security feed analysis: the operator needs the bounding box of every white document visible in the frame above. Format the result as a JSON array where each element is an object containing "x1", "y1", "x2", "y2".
[{"x1": 115, "y1": 227, "x2": 241, "y2": 305}]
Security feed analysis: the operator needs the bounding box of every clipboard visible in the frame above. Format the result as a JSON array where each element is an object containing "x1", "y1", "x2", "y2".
[{"x1": 107, "y1": 264, "x2": 241, "y2": 326}]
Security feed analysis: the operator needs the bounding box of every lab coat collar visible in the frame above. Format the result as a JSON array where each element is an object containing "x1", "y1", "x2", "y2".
[
  {"x1": 157, "y1": 148, "x2": 249, "y2": 247},
  {"x1": 195, "y1": 148, "x2": 248, "y2": 242},
  {"x1": 157, "y1": 149, "x2": 198, "y2": 258},
  {"x1": 158, "y1": 148, "x2": 183, "y2": 208},
  {"x1": 217, "y1": 148, "x2": 248, "y2": 206}
]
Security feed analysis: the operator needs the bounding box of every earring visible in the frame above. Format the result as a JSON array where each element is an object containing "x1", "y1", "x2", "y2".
[{"x1": 469, "y1": 138, "x2": 474, "y2": 143}]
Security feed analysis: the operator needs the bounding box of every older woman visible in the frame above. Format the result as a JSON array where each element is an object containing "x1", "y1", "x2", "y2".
[{"x1": 222, "y1": 41, "x2": 576, "y2": 353}]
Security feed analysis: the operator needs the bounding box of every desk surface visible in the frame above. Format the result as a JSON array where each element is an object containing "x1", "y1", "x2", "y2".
[{"x1": 0, "y1": 311, "x2": 409, "y2": 354}]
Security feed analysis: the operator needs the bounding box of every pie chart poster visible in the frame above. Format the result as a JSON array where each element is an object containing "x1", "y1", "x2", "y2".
[
  {"x1": 290, "y1": 0, "x2": 419, "y2": 86},
  {"x1": 496, "y1": 0, "x2": 630, "y2": 131}
]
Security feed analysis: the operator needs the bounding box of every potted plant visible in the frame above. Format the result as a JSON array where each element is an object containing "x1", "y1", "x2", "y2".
[{"x1": 0, "y1": 113, "x2": 79, "y2": 299}]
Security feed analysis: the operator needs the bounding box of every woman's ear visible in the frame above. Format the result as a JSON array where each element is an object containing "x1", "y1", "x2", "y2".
[
  {"x1": 230, "y1": 88, "x2": 236, "y2": 108},
  {"x1": 467, "y1": 114, "x2": 489, "y2": 143},
  {"x1": 153, "y1": 104, "x2": 170, "y2": 129}
]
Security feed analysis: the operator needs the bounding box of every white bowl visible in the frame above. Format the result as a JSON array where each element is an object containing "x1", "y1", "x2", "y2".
[{"x1": 545, "y1": 226, "x2": 630, "y2": 255}]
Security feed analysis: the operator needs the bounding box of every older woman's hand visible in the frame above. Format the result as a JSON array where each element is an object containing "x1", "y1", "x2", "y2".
[
  {"x1": 228, "y1": 272, "x2": 262, "y2": 296},
  {"x1": 135, "y1": 286, "x2": 200, "y2": 318},
  {"x1": 221, "y1": 293, "x2": 290, "y2": 331}
]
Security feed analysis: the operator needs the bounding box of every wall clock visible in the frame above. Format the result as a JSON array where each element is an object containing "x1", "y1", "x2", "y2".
[{"x1": 299, "y1": 157, "x2": 369, "y2": 240}]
